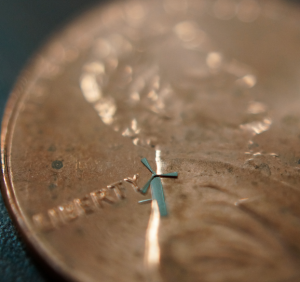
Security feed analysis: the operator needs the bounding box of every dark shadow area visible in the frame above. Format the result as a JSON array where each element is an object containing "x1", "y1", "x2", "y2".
[{"x1": 0, "y1": 0, "x2": 108, "y2": 118}]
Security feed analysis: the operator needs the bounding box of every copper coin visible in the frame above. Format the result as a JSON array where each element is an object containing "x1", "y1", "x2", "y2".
[{"x1": 2, "y1": 0, "x2": 300, "y2": 281}]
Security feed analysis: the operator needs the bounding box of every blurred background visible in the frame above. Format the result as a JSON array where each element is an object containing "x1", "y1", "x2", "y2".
[
  {"x1": 0, "y1": 0, "x2": 300, "y2": 281},
  {"x1": 0, "y1": 1, "x2": 104, "y2": 281}
]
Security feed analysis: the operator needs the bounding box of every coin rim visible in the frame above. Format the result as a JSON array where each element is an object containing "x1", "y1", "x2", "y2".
[
  {"x1": 0, "y1": 0, "x2": 297, "y2": 281},
  {"x1": 0, "y1": 4, "x2": 113, "y2": 281}
]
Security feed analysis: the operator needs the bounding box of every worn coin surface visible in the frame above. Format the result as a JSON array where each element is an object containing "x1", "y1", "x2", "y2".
[{"x1": 2, "y1": 0, "x2": 300, "y2": 281}]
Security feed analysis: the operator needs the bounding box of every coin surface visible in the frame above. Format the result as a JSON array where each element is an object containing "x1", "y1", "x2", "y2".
[{"x1": 2, "y1": 0, "x2": 300, "y2": 281}]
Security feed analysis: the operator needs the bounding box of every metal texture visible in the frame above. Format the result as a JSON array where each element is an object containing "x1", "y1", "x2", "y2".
[
  {"x1": 140, "y1": 157, "x2": 178, "y2": 217},
  {"x1": 2, "y1": 0, "x2": 300, "y2": 281}
]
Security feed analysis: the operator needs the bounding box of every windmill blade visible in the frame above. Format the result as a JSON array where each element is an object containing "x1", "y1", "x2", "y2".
[
  {"x1": 141, "y1": 176, "x2": 155, "y2": 194},
  {"x1": 159, "y1": 172, "x2": 178, "y2": 178},
  {"x1": 141, "y1": 158, "x2": 156, "y2": 174}
]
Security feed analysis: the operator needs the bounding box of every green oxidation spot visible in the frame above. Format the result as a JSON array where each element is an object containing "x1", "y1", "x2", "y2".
[
  {"x1": 75, "y1": 228, "x2": 85, "y2": 237},
  {"x1": 48, "y1": 145, "x2": 56, "y2": 152},
  {"x1": 52, "y1": 160, "x2": 63, "y2": 170},
  {"x1": 227, "y1": 167, "x2": 233, "y2": 173},
  {"x1": 298, "y1": 159, "x2": 300, "y2": 165},
  {"x1": 48, "y1": 183, "x2": 57, "y2": 190}
]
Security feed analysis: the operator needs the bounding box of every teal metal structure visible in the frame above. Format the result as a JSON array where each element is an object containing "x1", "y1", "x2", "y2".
[{"x1": 139, "y1": 158, "x2": 178, "y2": 217}]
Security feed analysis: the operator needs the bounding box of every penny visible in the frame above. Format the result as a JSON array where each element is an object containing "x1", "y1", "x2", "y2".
[{"x1": 2, "y1": 0, "x2": 300, "y2": 281}]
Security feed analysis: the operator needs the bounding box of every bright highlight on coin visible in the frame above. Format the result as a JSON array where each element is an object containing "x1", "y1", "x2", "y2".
[{"x1": 2, "y1": 0, "x2": 300, "y2": 282}]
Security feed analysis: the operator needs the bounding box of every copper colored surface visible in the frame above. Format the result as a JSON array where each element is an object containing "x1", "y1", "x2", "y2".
[{"x1": 2, "y1": 0, "x2": 300, "y2": 281}]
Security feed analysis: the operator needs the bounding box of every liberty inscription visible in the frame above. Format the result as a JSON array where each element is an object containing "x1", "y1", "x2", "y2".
[
  {"x1": 33, "y1": 174, "x2": 139, "y2": 232},
  {"x1": 33, "y1": 158, "x2": 178, "y2": 231}
]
